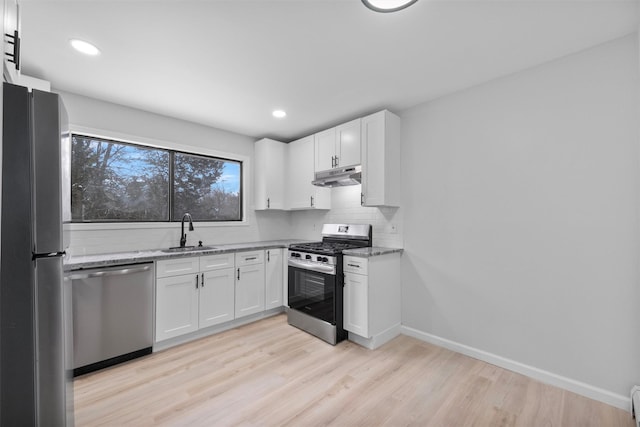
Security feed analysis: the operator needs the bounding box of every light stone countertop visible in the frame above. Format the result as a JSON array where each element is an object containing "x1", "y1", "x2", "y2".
[
  {"x1": 64, "y1": 240, "x2": 307, "y2": 271},
  {"x1": 342, "y1": 247, "x2": 404, "y2": 258},
  {"x1": 65, "y1": 240, "x2": 404, "y2": 270}
]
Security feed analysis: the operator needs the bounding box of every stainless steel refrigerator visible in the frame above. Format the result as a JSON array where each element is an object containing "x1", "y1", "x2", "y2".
[{"x1": 1, "y1": 82, "x2": 74, "y2": 425}]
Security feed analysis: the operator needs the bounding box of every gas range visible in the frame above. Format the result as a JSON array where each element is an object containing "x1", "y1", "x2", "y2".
[
  {"x1": 288, "y1": 225, "x2": 373, "y2": 274},
  {"x1": 287, "y1": 224, "x2": 372, "y2": 345}
]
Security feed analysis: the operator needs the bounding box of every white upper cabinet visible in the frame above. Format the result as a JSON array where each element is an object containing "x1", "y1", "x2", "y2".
[
  {"x1": 254, "y1": 138, "x2": 286, "y2": 210},
  {"x1": 336, "y1": 118, "x2": 361, "y2": 168},
  {"x1": 286, "y1": 135, "x2": 330, "y2": 210},
  {"x1": 314, "y1": 118, "x2": 361, "y2": 171},
  {"x1": 361, "y1": 110, "x2": 401, "y2": 207},
  {"x1": 315, "y1": 128, "x2": 336, "y2": 171}
]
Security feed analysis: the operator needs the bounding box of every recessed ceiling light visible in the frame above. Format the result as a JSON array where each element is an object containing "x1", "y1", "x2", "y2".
[
  {"x1": 362, "y1": 0, "x2": 418, "y2": 13},
  {"x1": 272, "y1": 110, "x2": 287, "y2": 119},
  {"x1": 70, "y1": 39, "x2": 100, "y2": 56}
]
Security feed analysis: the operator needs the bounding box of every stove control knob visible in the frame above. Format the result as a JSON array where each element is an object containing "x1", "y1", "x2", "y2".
[
  {"x1": 291, "y1": 252, "x2": 300, "y2": 258},
  {"x1": 316, "y1": 256, "x2": 323, "y2": 262},
  {"x1": 322, "y1": 257, "x2": 329, "y2": 263},
  {"x1": 305, "y1": 255, "x2": 312, "y2": 260}
]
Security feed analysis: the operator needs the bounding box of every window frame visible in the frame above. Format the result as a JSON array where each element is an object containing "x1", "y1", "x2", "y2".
[{"x1": 68, "y1": 128, "x2": 247, "y2": 229}]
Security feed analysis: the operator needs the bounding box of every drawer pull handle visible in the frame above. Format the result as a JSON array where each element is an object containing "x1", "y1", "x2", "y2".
[
  {"x1": 347, "y1": 264, "x2": 360, "y2": 268},
  {"x1": 245, "y1": 257, "x2": 257, "y2": 261}
]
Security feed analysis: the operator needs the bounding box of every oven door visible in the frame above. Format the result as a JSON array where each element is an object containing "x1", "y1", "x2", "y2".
[{"x1": 288, "y1": 264, "x2": 337, "y2": 325}]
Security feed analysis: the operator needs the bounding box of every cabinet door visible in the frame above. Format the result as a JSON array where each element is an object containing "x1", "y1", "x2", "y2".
[
  {"x1": 336, "y1": 118, "x2": 361, "y2": 168},
  {"x1": 361, "y1": 112, "x2": 385, "y2": 207},
  {"x1": 286, "y1": 136, "x2": 331, "y2": 210},
  {"x1": 156, "y1": 274, "x2": 199, "y2": 341},
  {"x1": 199, "y1": 268, "x2": 235, "y2": 328},
  {"x1": 315, "y1": 127, "x2": 336, "y2": 171},
  {"x1": 235, "y1": 263, "x2": 266, "y2": 318},
  {"x1": 254, "y1": 138, "x2": 285, "y2": 210},
  {"x1": 265, "y1": 249, "x2": 283, "y2": 310},
  {"x1": 361, "y1": 110, "x2": 401, "y2": 207},
  {"x1": 343, "y1": 272, "x2": 369, "y2": 338},
  {"x1": 287, "y1": 136, "x2": 315, "y2": 209}
]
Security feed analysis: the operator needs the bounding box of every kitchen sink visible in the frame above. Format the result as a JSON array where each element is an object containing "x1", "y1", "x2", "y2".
[{"x1": 162, "y1": 245, "x2": 216, "y2": 253}]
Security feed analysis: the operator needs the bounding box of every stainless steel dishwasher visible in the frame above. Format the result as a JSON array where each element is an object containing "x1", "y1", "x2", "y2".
[{"x1": 68, "y1": 262, "x2": 154, "y2": 376}]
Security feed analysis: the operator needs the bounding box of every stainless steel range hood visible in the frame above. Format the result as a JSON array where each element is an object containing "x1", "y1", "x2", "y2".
[{"x1": 312, "y1": 165, "x2": 361, "y2": 187}]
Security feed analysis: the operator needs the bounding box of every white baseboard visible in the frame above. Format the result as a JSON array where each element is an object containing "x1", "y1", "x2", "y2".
[
  {"x1": 401, "y1": 325, "x2": 630, "y2": 411},
  {"x1": 348, "y1": 323, "x2": 402, "y2": 350}
]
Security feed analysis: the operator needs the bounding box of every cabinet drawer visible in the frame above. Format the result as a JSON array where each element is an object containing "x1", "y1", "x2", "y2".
[
  {"x1": 235, "y1": 250, "x2": 264, "y2": 267},
  {"x1": 200, "y1": 253, "x2": 235, "y2": 271},
  {"x1": 343, "y1": 256, "x2": 368, "y2": 275},
  {"x1": 156, "y1": 257, "x2": 199, "y2": 278}
]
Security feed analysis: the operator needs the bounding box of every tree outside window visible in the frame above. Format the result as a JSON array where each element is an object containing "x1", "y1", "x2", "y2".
[{"x1": 71, "y1": 134, "x2": 242, "y2": 222}]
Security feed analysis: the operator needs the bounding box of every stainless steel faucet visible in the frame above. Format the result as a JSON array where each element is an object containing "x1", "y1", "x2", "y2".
[{"x1": 180, "y1": 213, "x2": 194, "y2": 247}]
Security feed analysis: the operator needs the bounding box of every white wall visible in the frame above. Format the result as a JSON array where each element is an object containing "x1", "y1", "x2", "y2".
[
  {"x1": 289, "y1": 185, "x2": 403, "y2": 248},
  {"x1": 59, "y1": 91, "x2": 293, "y2": 255},
  {"x1": 400, "y1": 34, "x2": 640, "y2": 404}
]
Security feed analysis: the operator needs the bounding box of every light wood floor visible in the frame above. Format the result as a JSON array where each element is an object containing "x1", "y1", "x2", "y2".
[{"x1": 74, "y1": 314, "x2": 633, "y2": 426}]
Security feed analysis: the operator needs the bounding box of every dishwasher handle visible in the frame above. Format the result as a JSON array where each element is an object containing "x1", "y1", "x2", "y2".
[{"x1": 68, "y1": 264, "x2": 151, "y2": 280}]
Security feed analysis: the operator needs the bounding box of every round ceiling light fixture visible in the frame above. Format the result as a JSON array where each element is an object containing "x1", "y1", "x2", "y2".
[
  {"x1": 70, "y1": 39, "x2": 100, "y2": 56},
  {"x1": 362, "y1": 0, "x2": 418, "y2": 13},
  {"x1": 272, "y1": 110, "x2": 287, "y2": 119}
]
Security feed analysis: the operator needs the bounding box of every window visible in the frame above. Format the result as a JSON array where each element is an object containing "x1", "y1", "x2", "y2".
[{"x1": 71, "y1": 134, "x2": 243, "y2": 222}]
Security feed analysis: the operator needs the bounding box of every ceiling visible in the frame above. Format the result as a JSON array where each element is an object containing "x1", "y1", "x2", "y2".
[{"x1": 19, "y1": 0, "x2": 639, "y2": 142}]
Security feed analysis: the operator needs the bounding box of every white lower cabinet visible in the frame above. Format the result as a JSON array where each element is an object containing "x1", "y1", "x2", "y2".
[
  {"x1": 156, "y1": 253, "x2": 235, "y2": 342},
  {"x1": 343, "y1": 269, "x2": 369, "y2": 338},
  {"x1": 156, "y1": 273, "x2": 199, "y2": 341},
  {"x1": 199, "y1": 267, "x2": 235, "y2": 328},
  {"x1": 235, "y1": 251, "x2": 265, "y2": 318},
  {"x1": 343, "y1": 252, "x2": 402, "y2": 349},
  {"x1": 155, "y1": 248, "x2": 287, "y2": 346},
  {"x1": 265, "y1": 248, "x2": 284, "y2": 310}
]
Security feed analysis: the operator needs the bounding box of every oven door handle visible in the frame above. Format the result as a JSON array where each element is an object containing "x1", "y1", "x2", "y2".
[{"x1": 288, "y1": 259, "x2": 336, "y2": 275}]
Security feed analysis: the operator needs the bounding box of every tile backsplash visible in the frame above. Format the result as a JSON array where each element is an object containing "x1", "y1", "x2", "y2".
[{"x1": 289, "y1": 185, "x2": 403, "y2": 248}]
